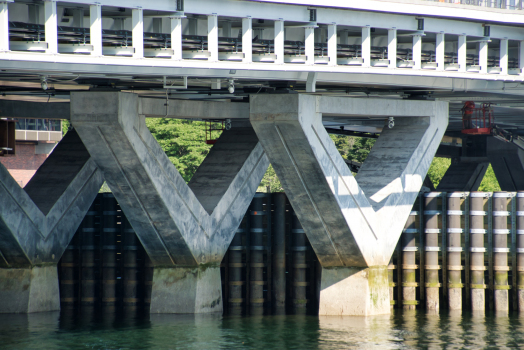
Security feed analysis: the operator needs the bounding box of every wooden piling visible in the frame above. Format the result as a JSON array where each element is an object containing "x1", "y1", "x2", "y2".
[
  {"x1": 402, "y1": 212, "x2": 419, "y2": 309},
  {"x1": 249, "y1": 194, "x2": 266, "y2": 315},
  {"x1": 424, "y1": 193, "x2": 441, "y2": 311},
  {"x1": 272, "y1": 193, "x2": 286, "y2": 314},
  {"x1": 493, "y1": 192, "x2": 511, "y2": 312},
  {"x1": 447, "y1": 192, "x2": 465, "y2": 310},
  {"x1": 470, "y1": 192, "x2": 487, "y2": 311},
  {"x1": 517, "y1": 192, "x2": 524, "y2": 312}
]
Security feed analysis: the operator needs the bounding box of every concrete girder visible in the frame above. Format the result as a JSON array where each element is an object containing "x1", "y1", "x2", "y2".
[
  {"x1": 487, "y1": 137, "x2": 524, "y2": 191},
  {"x1": 250, "y1": 94, "x2": 448, "y2": 315},
  {"x1": 71, "y1": 91, "x2": 269, "y2": 313},
  {"x1": 0, "y1": 130, "x2": 104, "y2": 313}
]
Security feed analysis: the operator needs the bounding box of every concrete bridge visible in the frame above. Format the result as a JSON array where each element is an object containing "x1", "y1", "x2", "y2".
[{"x1": 1, "y1": 0, "x2": 524, "y2": 315}]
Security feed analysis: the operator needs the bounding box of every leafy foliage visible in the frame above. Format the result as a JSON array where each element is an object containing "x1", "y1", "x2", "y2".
[
  {"x1": 426, "y1": 157, "x2": 451, "y2": 188},
  {"x1": 478, "y1": 164, "x2": 501, "y2": 192}
]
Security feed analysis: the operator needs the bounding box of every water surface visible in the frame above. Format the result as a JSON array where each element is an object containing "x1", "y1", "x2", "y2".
[{"x1": 1, "y1": 309, "x2": 523, "y2": 349}]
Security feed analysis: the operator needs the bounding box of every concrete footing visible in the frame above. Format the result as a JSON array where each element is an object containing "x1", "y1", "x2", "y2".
[
  {"x1": 150, "y1": 266, "x2": 222, "y2": 314},
  {"x1": 319, "y1": 266, "x2": 389, "y2": 316},
  {"x1": 0, "y1": 266, "x2": 59, "y2": 313}
]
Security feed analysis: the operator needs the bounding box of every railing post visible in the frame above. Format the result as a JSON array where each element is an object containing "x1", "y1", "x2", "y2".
[
  {"x1": 436, "y1": 32, "x2": 445, "y2": 71},
  {"x1": 327, "y1": 23, "x2": 337, "y2": 66},
  {"x1": 44, "y1": 0, "x2": 58, "y2": 54},
  {"x1": 171, "y1": 16, "x2": 183, "y2": 60},
  {"x1": 362, "y1": 26, "x2": 371, "y2": 68},
  {"x1": 305, "y1": 26, "x2": 315, "y2": 65},
  {"x1": 208, "y1": 14, "x2": 218, "y2": 62},
  {"x1": 500, "y1": 38, "x2": 508, "y2": 75},
  {"x1": 458, "y1": 35, "x2": 467, "y2": 73},
  {"x1": 0, "y1": 2, "x2": 9, "y2": 52},
  {"x1": 413, "y1": 34, "x2": 422, "y2": 69},
  {"x1": 90, "y1": 4, "x2": 102, "y2": 56},
  {"x1": 132, "y1": 7, "x2": 144, "y2": 59},
  {"x1": 388, "y1": 28, "x2": 397, "y2": 69},
  {"x1": 274, "y1": 19, "x2": 284, "y2": 65}
]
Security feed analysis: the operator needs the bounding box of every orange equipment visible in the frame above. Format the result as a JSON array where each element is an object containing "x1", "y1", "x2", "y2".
[{"x1": 461, "y1": 101, "x2": 494, "y2": 135}]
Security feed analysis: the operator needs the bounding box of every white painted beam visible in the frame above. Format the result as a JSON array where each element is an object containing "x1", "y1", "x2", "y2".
[
  {"x1": 305, "y1": 26, "x2": 315, "y2": 65},
  {"x1": 520, "y1": 41, "x2": 524, "y2": 76},
  {"x1": 413, "y1": 34, "x2": 422, "y2": 70},
  {"x1": 132, "y1": 8, "x2": 144, "y2": 59},
  {"x1": 242, "y1": 17, "x2": 252, "y2": 63},
  {"x1": 500, "y1": 38, "x2": 508, "y2": 75},
  {"x1": 90, "y1": 4, "x2": 102, "y2": 56},
  {"x1": 436, "y1": 32, "x2": 445, "y2": 72},
  {"x1": 479, "y1": 41, "x2": 488, "y2": 74},
  {"x1": 171, "y1": 16, "x2": 183, "y2": 60},
  {"x1": 327, "y1": 23, "x2": 337, "y2": 67},
  {"x1": 458, "y1": 35, "x2": 467, "y2": 73},
  {"x1": 275, "y1": 19, "x2": 284, "y2": 65},
  {"x1": 44, "y1": 0, "x2": 58, "y2": 55},
  {"x1": 0, "y1": 2, "x2": 9, "y2": 52},
  {"x1": 362, "y1": 26, "x2": 371, "y2": 68},
  {"x1": 387, "y1": 28, "x2": 396, "y2": 69},
  {"x1": 208, "y1": 14, "x2": 218, "y2": 62}
]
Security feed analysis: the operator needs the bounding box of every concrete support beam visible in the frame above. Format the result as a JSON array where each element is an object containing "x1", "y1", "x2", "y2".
[
  {"x1": 327, "y1": 23, "x2": 337, "y2": 67},
  {"x1": 208, "y1": 14, "x2": 218, "y2": 62},
  {"x1": 362, "y1": 26, "x2": 371, "y2": 68},
  {"x1": 436, "y1": 160, "x2": 488, "y2": 192},
  {"x1": 520, "y1": 40, "x2": 524, "y2": 76},
  {"x1": 71, "y1": 92, "x2": 268, "y2": 314},
  {"x1": 0, "y1": 2, "x2": 9, "y2": 52},
  {"x1": 458, "y1": 35, "x2": 467, "y2": 73},
  {"x1": 89, "y1": 4, "x2": 102, "y2": 56},
  {"x1": 388, "y1": 28, "x2": 396, "y2": 69},
  {"x1": 171, "y1": 17, "x2": 183, "y2": 60},
  {"x1": 274, "y1": 20, "x2": 284, "y2": 65},
  {"x1": 436, "y1": 32, "x2": 445, "y2": 72},
  {"x1": 500, "y1": 38, "x2": 508, "y2": 75},
  {"x1": 44, "y1": 0, "x2": 58, "y2": 54},
  {"x1": 487, "y1": 137, "x2": 524, "y2": 191},
  {"x1": 242, "y1": 17, "x2": 253, "y2": 63},
  {"x1": 413, "y1": 35, "x2": 422, "y2": 70},
  {"x1": 250, "y1": 94, "x2": 448, "y2": 315},
  {"x1": 0, "y1": 130, "x2": 104, "y2": 312},
  {"x1": 132, "y1": 8, "x2": 144, "y2": 59},
  {"x1": 479, "y1": 41, "x2": 488, "y2": 74},
  {"x1": 305, "y1": 26, "x2": 315, "y2": 65}
]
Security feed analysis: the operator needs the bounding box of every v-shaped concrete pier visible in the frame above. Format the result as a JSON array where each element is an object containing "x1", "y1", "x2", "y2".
[
  {"x1": 0, "y1": 130, "x2": 104, "y2": 313},
  {"x1": 250, "y1": 94, "x2": 448, "y2": 315},
  {"x1": 71, "y1": 92, "x2": 269, "y2": 314}
]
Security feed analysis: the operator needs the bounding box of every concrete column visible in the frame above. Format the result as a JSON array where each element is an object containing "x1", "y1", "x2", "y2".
[
  {"x1": 436, "y1": 160, "x2": 488, "y2": 192},
  {"x1": 327, "y1": 23, "x2": 337, "y2": 66},
  {"x1": 388, "y1": 28, "x2": 397, "y2": 69},
  {"x1": 44, "y1": 0, "x2": 58, "y2": 54},
  {"x1": 0, "y1": 2, "x2": 9, "y2": 52},
  {"x1": 90, "y1": 4, "x2": 102, "y2": 56},
  {"x1": 362, "y1": 26, "x2": 371, "y2": 67},
  {"x1": 413, "y1": 35, "x2": 422, "y2": 69},
  {"x1": 436, "y1": 32, "x2": 445, "y2": 71},
  {"x1": 250, "y1": 94, "x2": 448, "y2": 315},
  {"x1": 242, "y1": 17, "x2": 252, "y2": 63},
  {"x1": 71, "y1": 92, "x2": 269, "y2": 314},
  {"x1": 0, "y1": 130, "x2": 103, "y2": 313},
  {"x1": 274, "y1": 19, "x2": 284, "y2": 64},
  {"x1": 479, "y1": 40, "x2": 488, "y2": 74},
  {"x1": 487, "y1": 137, "x2": 524, "y2": 191},
  {"x1": 171, "y1": 17, "x2": 183, "y2": 60},
  {"x1": 132, "y1": 8, "x2": 144, "y2": 58},
  {"x1": 458, "y1": 35, "x2": 467, "y2": 73},
  {"x1": 500, "y1": 38, "x2": 508, "y2": 75},
  {"x1": 208, "y1": 14, "x2": 218, "y2": 62},
  {"x1": 305, "y1": 26, "x2": 315, "y2": 65}
]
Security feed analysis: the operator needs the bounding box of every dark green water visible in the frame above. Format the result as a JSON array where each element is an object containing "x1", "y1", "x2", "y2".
[{"x1": 1, "y1": 310, "x2": 524, "y2": 349}]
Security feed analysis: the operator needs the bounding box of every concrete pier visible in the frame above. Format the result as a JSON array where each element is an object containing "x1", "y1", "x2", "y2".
[
  {"x1": 487, "y1": 137, "x2": 524, "y2": 191},
  {"x1": 250, "y1": 94, "x2": 448, "y2": 315},
  {"x1": 71, "y1": 91, "x2": 268, "y2": 314},
  {"x1": 0, "y1": 130, "x2": 103, "y2": 313}
]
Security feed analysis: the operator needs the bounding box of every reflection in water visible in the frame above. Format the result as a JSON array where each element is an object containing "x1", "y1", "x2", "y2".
[{"x1": 1, "y1": 310, "x2": 524, "y2": 349}]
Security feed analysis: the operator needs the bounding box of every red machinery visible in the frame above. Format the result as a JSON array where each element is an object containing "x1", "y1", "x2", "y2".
[{"x1": 461, "y1": 101, "x2": 494, "y2": 135}]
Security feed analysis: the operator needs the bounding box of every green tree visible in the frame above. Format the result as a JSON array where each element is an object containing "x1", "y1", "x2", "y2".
[
  {"x1": 478, "y1": 164, "x2": 501, "y2": 192},
  {"x1": 146, "y1": 118, "x2": 215, "y2": 182},
  {"x1": 426, "y1": 157, "x2": 451, "y2": 188}
]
